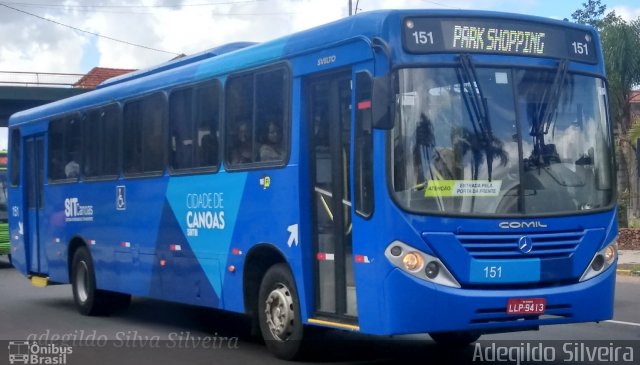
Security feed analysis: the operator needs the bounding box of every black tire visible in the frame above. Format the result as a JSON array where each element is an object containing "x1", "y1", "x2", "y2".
[
  {"x1": 429, "y1": 331, "x2": 481, "y2": 346},
  {"x1": 71, "y1": 246, "x2": 131, "y2": 316},
  {"x1": 258, "y1": 263, "x2": 305, "y2": 360}
]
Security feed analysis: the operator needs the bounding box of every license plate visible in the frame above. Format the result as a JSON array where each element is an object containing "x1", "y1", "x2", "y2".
[{"x1": 506, "y1": 298, "x2": 546, "y2": 315}]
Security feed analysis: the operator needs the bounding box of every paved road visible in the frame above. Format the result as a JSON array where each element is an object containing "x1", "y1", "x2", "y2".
[{"x1": 0, "y1": 256, "x2": 638, "y2": 364}]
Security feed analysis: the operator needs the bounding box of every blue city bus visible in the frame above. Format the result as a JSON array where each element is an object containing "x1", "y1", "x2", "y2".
[{"x1": 8, "y1": 9, "x2": 617, "y2": 359}]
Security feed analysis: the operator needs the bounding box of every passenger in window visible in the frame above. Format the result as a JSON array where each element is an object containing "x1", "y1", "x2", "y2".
[
  {"x1": 230, "y1": 121, "x2": 253, "y2": 164},
  {"x1": 259, "y1": 122, "x2": 283, "y2": 162},
  {"x1": 65, "y1": 152, "x2": 80, "y2": 178}
]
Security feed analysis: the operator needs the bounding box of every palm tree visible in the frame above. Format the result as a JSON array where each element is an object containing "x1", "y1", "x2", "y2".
[{"x1": 451, "y1": 126, "x2": 508, "y2": 181}]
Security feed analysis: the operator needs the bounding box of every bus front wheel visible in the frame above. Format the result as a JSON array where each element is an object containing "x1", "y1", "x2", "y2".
[
  {"x1": 429, "y1": 331, "x2": 481, "y2": 346},
  {"x1": 71, "y1": 246, "x2": 130, "y2": 316},
  {"x1": 258, "y1": 263, "x2": 304, "y2": 360}
]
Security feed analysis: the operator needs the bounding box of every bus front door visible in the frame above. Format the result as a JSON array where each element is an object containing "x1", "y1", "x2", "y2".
[
  {"x1": 307, "y1": 70, "x2": 358, "y2": 323},
  {"x1": 24, "y1": 136, "x2": 45, "y2": 274}
]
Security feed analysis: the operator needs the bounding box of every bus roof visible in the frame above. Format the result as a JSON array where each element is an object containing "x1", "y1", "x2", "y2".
[{"x1": 8, "y1": 9, "x2": 598, "y2": 127}]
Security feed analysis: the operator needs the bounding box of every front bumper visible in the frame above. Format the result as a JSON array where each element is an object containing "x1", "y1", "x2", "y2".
[{"x1": 378, "y1": 263, "x2": 615, "y2": 335}]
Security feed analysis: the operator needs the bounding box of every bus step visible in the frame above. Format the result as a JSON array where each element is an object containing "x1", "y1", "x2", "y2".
[{"x1": 30, "y1": 276, "x2": 49, "y2": 288}]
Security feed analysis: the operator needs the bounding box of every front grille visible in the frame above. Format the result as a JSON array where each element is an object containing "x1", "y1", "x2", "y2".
[{"x1": 456, "y1": 231, "x2": 584, "y2": 260}]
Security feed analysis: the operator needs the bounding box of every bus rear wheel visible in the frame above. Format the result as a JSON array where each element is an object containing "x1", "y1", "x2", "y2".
[
  {"x1": 258, "y1": 263, "x2": 304, "y2": 360},
  {"x1": 429, "y1": 331, "x2": 481, "y2": 346},
  {"x1": 71, "y1": 246, "x2": 130, "y2": 316}
]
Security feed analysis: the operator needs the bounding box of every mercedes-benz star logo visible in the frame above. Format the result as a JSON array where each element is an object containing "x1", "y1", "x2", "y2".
[{"x1": 518, "y1": 236, "x2": 534, "y2": 254}]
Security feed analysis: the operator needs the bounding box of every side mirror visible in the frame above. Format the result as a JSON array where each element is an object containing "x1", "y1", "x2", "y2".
[{"x1": 372, "y1": 75, "x2": 394, "y2": 129}]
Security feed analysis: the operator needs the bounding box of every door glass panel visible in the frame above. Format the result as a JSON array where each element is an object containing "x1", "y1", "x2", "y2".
[
  {"x1": 309, "y1": 73, "x2": 357, "y2": 318},
  {"x1": 310, "y1": 80, "x2": 336, "y2": 313}
]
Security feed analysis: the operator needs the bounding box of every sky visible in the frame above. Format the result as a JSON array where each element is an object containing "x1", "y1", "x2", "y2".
[
  {"x1": 0, "y1": 0, "x2": 639, "y2": 150},
  {"x1": 0, "y1": 0, "x2": 639, "y2": 75}
]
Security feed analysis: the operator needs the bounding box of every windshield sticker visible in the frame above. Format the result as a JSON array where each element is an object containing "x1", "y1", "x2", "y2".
[
  {"x1": 425, "y1": 180, "x2": 502, "y2": 197},
  {"x1": 401, "y1": 92, "x2": 416, "y2": 106},
  {"x1": 495, "y1": 72, "x2": 508, "y2": 84}
]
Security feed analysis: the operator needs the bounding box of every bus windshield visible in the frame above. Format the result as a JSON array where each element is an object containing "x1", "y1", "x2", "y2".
[{"x1": 391, "y1": 66, "x2": 614, "y2": 216}]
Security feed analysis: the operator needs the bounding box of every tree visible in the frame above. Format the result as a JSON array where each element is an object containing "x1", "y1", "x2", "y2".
[
  {"x1": 572, "y1": 1, "x2": 640, "y2": 223},
  {"x1": 601, "y1": 20, "x2": 640, "y2": 220},
  {"x1": 571, "y1": 0, "x2": 622, "y2": 30}
]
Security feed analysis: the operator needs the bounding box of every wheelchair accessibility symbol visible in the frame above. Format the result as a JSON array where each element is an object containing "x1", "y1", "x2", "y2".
[{"x1": 116, "y1": 186, "x2": 126, "y2": 211}]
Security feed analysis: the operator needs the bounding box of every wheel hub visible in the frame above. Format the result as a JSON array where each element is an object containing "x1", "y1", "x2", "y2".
[{"x1": 264, "y1": 284, "x2": 295, "y2": 341}]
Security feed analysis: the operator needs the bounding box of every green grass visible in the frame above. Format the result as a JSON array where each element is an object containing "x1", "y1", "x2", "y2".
[{"x1": 618, "y1": 263, "x2": 640, "y2": 272}]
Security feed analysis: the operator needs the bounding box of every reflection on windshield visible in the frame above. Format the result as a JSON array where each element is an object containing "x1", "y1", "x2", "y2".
[{"x1": 391, "y1": 67, "x2": 613, "y2": 216}]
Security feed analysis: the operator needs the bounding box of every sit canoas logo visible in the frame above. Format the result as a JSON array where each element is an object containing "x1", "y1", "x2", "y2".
[{"x1": 64, "y1": 198, "x2": 94, "y2": 222}]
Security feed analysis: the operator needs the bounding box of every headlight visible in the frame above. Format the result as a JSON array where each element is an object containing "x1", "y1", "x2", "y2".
[
  {"x1": 579, "y1": 241, "x2": 617, "y2": 282},
  {"x1": 402, "y1": 252, "x2": 424, "y2": 272},
  {"x1": 385, "y1": 241, "x2": 460, "y2": 288}
]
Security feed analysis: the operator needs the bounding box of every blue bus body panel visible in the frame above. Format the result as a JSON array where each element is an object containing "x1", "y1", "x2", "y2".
[{"x1": 7, "y1": 9, "x2": 614, "y2": 337}]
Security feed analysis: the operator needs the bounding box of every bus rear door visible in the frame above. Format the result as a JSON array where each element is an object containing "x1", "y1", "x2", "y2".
[{"x1": 23, "y1": 135, "x2": 46, "y2": 274}]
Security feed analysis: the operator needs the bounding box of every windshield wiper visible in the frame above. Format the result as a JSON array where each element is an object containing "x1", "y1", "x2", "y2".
[
  {"x1": 456, "y1": 54, "x2": 497, "y2": 181},
  {"x1": 527, "y1": 59, "x2": 568, "y2": 168}
]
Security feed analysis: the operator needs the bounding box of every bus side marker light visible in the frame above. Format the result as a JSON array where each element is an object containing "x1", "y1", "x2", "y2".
[
  {"x1": 354, "y1": 255, "x2": 370, "y2": 264},
  {"x1": 160, "y1": 259, "x2": 167, "y2": 267},
  {"x1": 228, "y1": 265, "x2": 236, "y2": 273},
  {"x1": 54, "y1": 238, "x2": 60, "y2": 244},
  {"x1": 232, "y1": 248, "x2": 242, "y2": 255},
  {"x1": 317, "y1": 252, "x2": 335, "y2": 261},
  {"x1": 121, "y1": 241, "x2": 131, "y2": 248},
  {"x1": 169, "y1": 244, "x2": 182, "y2": 251},
  {"x1": 89, "y1": 240, "x2": 96, "y2": 245}
]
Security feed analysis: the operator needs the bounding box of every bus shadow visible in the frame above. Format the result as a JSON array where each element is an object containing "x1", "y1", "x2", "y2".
[
  {"x1": 30, "y1": 295, "x2": 486, "y2": 363},
  {"x1": 116, "y1": 299, "x2": 478, "y2": 363}
]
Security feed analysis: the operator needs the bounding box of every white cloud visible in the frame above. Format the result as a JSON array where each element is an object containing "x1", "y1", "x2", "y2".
[
  {"x1": 0, "y1": 0, "x2": 632, "y2": 75},
  {"x1": 0, "y1": 0, "x2": 541, "y2": 73},
  {"x1": 610, "y1": 6, "x2": 640, "y2": 21}
]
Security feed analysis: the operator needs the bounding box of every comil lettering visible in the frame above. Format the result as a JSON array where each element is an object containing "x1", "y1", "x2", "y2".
[{"x1": 499, "y1": 221, "x2": 548, "y2": 229}]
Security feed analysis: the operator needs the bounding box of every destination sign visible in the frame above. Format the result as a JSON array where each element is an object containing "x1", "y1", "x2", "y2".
[{"x1": 402, "y1": 17, "x2": 597, "y2": 64}]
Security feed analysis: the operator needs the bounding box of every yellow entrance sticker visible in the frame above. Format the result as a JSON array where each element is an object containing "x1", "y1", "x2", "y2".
[{"x1": 425, "y1": 180, "x2": 502, "y2": 197}]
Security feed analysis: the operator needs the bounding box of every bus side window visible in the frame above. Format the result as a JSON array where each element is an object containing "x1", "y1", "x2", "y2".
[
  {"x1": 83, "y1": 104, "x2": 120, "y2": 178},
  {"x1": 225, "y1": 66, "x2": 290, "y2": 168},
  {"x1": 255, "y1": 69, "x2": 288, "y2": 163},
  {"x1": 194, "y1": 81, "x2": 220, "y2": 169},
  {"x1": 48, "y1": 115, "x2": 81, "y2": 182},
  {"x1": 226, "y1": 74, "x2": 254, "y2": 167},
  {"x1": 123, "y1": 93, "x2": 166, "y2": 176},
  {"x1": 169, "y1": 80, "x2": 220, "y2": 172}
]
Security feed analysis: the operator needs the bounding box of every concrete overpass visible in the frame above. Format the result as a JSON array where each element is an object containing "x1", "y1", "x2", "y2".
[
  {"x1": 0, "y1": 85, "x2": 87, "y2": 127},
  {"x1": 0, "y1": 68, "x2": 134, "y2": 128}
]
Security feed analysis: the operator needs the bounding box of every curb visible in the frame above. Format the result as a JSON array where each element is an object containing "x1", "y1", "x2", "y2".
[{"x1": 617, "y1": 269, "x2": 640, "y2": 277}]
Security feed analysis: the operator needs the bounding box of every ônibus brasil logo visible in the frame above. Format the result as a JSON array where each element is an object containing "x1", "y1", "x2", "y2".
[{"x1": 8, "y1": 341, "x2": 72, "y2": 364}]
